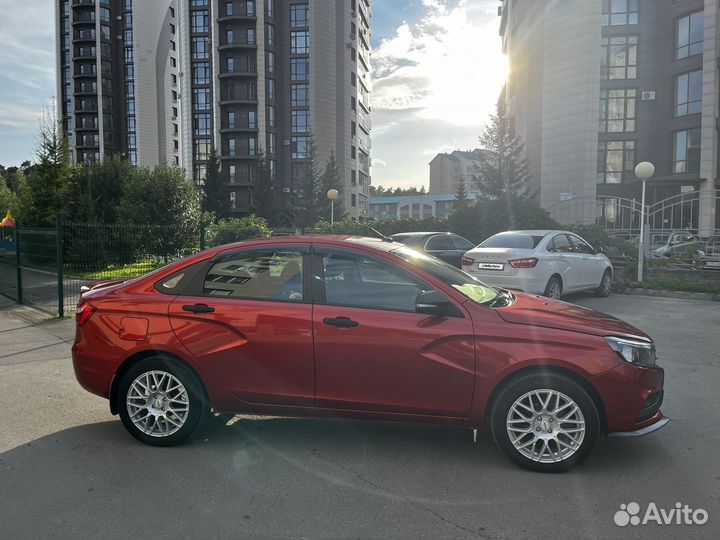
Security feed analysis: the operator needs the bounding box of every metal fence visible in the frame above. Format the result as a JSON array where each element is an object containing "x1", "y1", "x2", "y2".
[{"x1": 0, "y1": 219, "x2": 204, "y2": 317}]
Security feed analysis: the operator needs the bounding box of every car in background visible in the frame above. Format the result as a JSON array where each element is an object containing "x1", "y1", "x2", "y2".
[
  {"x1": 461, "y1": 230, "x2": 613, "y2": 299},
  {"x1": 72, "y1": 236, "x2": 666, "y2": 472},
  {"x1": 651, "y1": 230, "x2": 701, "y2": 259},
  {"x1": 699, "y1": 235, "x2": 720, "y2": 269},
  {"x1": 390, "y1": 232, "x2": 474, "y2": 267}
]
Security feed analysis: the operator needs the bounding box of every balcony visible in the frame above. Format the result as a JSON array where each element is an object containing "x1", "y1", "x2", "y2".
[
  {"x1": 72, "y1": 0, "x2": 95, "y2": 5},
  {"x1": 217, "y1": 13, "x2": 257, "y2": 23},
  {"x1": 218, "y1": 98, "x2": 258, "y2": 106},
  {"x1": 73, "y1": 30, "x2": 96, "y2": 43},
  {"x1": 219, "y1": 70, "x2": 257, "y2": 79},
  {"x1": 220, "y1": 126, "x2": 259, "y2": 134},
  {"x1": 72, "y1": 13, "x2": 96, "y2": 25},
  {"x1": 220, "y1": 153, "x2": 258, "y2": 160},
  {"x1": 218, "y1": 41, "x2": 257, "y2": 51}
]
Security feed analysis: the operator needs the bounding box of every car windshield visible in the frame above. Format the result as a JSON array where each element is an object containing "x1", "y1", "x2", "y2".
[
  {"x1": 393, "y1": 246, "x2": 499, "y2": 305},
  {"x1": 479, "y1": 233, "x2": 546, "y2": 249}
]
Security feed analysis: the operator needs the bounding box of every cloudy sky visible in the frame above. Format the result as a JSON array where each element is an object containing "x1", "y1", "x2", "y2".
[{"x1": 0, "y1": 0, "x2": 506, "y2": 189}]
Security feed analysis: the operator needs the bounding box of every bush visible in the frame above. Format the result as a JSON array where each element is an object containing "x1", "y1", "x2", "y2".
[
  {"x1": 206, "y1": 216, "x2": 272, "y2": 247},
  {"x1": 315, "y1": 217, "x2": 449, "y2": 237}
]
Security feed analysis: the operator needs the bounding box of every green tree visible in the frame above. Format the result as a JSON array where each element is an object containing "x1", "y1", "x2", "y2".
[
  {"x1": 318, "y1": 150, "x2": 345, "y2": 222},
  {"x1": 202, "y1": 148, "x2": 230, "y2": 218},
  {"x1": 294, "y1": 137, "x2": 322, "y2": 229},
  {"x1": 252, "y1": 149, "x2": 280, "y2": 226},
  {"x1": 65, "y1": 156, "x2": 133, "y2": 223},
  {"x1": 21, "y1": 104, "x2": 72, "y2": 226},
  {"x1": 0, "y1": 181, "x2": 18, "y2": 217},
  {"x1": 206, "y1": 216, "x2": 272, "y2": 247},
  {"x1": 474, "y1": 98, "x2": 530, "y2": 200},
  {"x1": 454, "y1": 178, "x2": 469, "y2": 209}
]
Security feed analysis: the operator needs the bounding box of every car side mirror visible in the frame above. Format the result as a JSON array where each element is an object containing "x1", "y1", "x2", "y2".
[
  {"x1": 595, "y1": 246, "x2": 604, "y2": 254},
  {"x1": 416, "y1": 290, "x2": 451, "y2": 316}
]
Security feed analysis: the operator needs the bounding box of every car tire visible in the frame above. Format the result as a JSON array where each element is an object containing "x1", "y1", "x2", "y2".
[
  {"x1": 117, "y1": 356, "x2": 208, "y2": 447},
  {"x1": 490, "y1": 372, "x2": 600, "y2": 473},
  {"x1": 543, "y1": 276, "x2": 562, "y2": 300},
  {"x1": 595, "y1": 270, "x2": 612, "y2": 298}
]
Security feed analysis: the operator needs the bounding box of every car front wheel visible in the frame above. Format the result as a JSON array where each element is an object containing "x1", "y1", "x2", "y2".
[
  {"x1": 118, "y1": 356, "x2": 208, "y2": 446},
  {"x1": 490, "y1": 372, "x2": 600, "y2": 472}
]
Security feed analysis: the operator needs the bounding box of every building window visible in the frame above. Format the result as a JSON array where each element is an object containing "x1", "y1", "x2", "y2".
[
  {"x1": 193, "y1": 62, "x2": 211, "y2": 84},
  {"x1": 291, "y1": 110, "x2": 310, "y2": 133},
  {"x1": 194, "y1": 139, "x2": 211, "y2": 160},
  {"x1": 192, "y1": 37, "x2": 209, "y2": 59},
  {"x1": 267, "y1": 105, "x2": 276, "y2": 127},
  {"x1": 192, "y1": 11, "x2": 209, "y2": 33},
  {"x1": 266, "y1": 23, "x2": 275, "y2": 46},
  {"x1": 291, "y1": 58, "x2": 309, "y2": 80},
  {"x1": 601, "y1": 36, "x2": 637, "y2": 79},
  {"x1": 227, "y1": 57, "x2": 236, "y2": 72},
  {"x1": 267, "y1": 78, "x2": 276, "y2": 100},
  {"x1": 249, "y1": 137, "x2": 257, "y2": 155},
  {"x1": 170, "y1": 7, "x2": 175, "y2": 17},
  {"x1": 675, "y1": 71, "x2": 703, "y2": 116},
  {"x1": 228, "y1": 138, "x2": 236, "y2": 156},
  {"x1": 291, "y1": 83, "x2": 309, "y2": 107},
  {"x1": 267, "y1": 51, "x2": 275, "y2": 73},
  {"x1": 249, "y1": 110, "x2": 257, "y2": 128},
  {"x1": 193, "y1": 113, "x2": 211, "y2": 135},
  {"x1": 247, "y1": 28, "x2": 255, "y2": 44},
  {"x1": 291, "y1": 163, "x2": 309, "y2": 185},
  {"x1": 170, "y1": 23, "x2": 175, "y2": 34},
  {"x1": 268, "y1": 133, "x2": 276, "y2": 154},
  {"x1": 229, "y1": 192, "x2": 237, "y2": 210},
  {"x1": 599, "y1": 89, "x2": 636, "y2": 132},
  {"x1": 597, "y1": 141, "x2": 635, "y2": 184},
  {"x1": 676, "y1": 12, "x2": 704, "y2": 59},
  {"x1": 266, "y1": 0, "x2": 274, "y2": 17},
  {"x1": 226, "y1": 30, "x2": 234, "y2": 44},
  {"x1": 673, "y1": 129, "x2": 701, "y2": 174},
  {"x1": 291, "y1": 30, "x2": 310, "y2": 54},
  {"x1": 292, "y1": 136, "x2": 309, "y2": 159},
  {"x1": 225, "y1": 2, "x2": 233, "y2": 16},
  {"x1": 602, "y1": 0, "x2": 638, "y2": 26},
  {"x1": 351, "y1": 194, "x2": 357, "y2": 208},
  {"x1": 193, "y1": 88, "x2": 211, "y2": 110},
  {"x1": 229, "y1": 164, "x2": 237, "y2": 183},
  {"x1": 247, "y1": 0, "x2": 255, "y2": 16},
  {"x1": 227, "y1": 111, "x2": 236, "y2": 128},
  {"x1": 290, "y1": 4, "x2": 309, "y2": 28}
]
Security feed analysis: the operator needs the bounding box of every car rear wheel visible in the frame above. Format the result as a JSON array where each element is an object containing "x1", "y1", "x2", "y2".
[
  {"x1": 118, "y1": 356, "x2": 208, "y2": 446},
  {"x1": 544, "y1": 276, "x2": 562, "y2": 300},
  {"x1": 490, "y1": 372, "x2": 600, "y2": 472},
  {"x1": 595, "y1": 270, "x2": 612, "y2": 297}
]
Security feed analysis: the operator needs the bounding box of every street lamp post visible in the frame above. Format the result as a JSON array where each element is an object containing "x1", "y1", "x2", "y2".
[
  {"x1": 326, "y1": 189, "x2": 339, "y2": 226},
  {"x1": 634, "y1": 161, "x2": 655, "y2": 283}
]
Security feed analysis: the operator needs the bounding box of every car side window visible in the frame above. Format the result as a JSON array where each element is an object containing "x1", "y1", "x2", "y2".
[
  {"x1": 548, "y1": 234, "x2": 573, "y2": 253},
  {"x1": 321, "y1": 251, "x2": 431, "y2": 312},
  {"x1": 451, "y1": 235, "x2": 474, "y2": 251},
  {"x1": 202, "y1": 249, "x2": 305, "y2": 301},
  {"x1": 570, "y1": 235, "x2": 594, "y2": 254},
  {"x1": 425, "y1": 235, "x2": 454, "y2": 251}
]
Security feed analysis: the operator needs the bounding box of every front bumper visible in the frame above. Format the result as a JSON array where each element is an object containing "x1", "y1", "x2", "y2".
[
  {"x1": 590, "y1": 361, "x2": 666, "y2": 433},
  {"x1": 610, "y1": 414, "x2": 669, "y2": 437}
]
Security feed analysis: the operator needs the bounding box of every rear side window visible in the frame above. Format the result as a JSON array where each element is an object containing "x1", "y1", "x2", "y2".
[
  {"x1": 480, "y1": 233, "x2": 545, "y2": 249},
  {"x1": 451, "y1": 235, "x2": 474, "y2": 250},
  {"x1": 394, "y1": 235, "x2": 426, "y2": 249},
  {"x1": 203, "y1": 249, "x2": 305, "y2": 301},
  {"x1": 425, "y1": 235, "x2": 454, "y2": 250},
  {"x1": 548, "y1": 234, "x2": 574, "y2": 253},
  {"x1": 570, "y1": 235, "x2": 594, "y2": 254}
]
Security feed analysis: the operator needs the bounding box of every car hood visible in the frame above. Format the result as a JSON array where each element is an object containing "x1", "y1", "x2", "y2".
[{"x1": 494, "y1": 292, "x2": 650, "y2": 340}]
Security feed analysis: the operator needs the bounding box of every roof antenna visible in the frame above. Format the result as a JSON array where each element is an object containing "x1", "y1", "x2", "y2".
[{"x1": 360, "y1": 222, "x2": 394, "y2": 242}]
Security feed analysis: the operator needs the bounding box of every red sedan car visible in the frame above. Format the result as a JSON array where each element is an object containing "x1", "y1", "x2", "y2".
[{"x1": 72, "y1": 236, "x2": 667, "y2": 472}]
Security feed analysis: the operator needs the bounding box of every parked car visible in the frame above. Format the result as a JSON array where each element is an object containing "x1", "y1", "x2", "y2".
[
  {"x1": 390, "y1": 232, "x2": 474, "y2": 267},
  {"x1": 461, "y1": 230, "x2": 613, "y2": 299},
  {"x1": 699, "y1": 235, "x2": 720, "y2": 269},
  {"x1": 651, "y1": 230, "x2": 701, "y2": 259},
  {"x1": 72, "y1": 236, "x2": 666, "y2": 472}
]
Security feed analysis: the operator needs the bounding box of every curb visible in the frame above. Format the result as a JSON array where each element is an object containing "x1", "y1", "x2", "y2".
[{"x1": 617, "y1": 288, "x2": 720, "y2": 302}]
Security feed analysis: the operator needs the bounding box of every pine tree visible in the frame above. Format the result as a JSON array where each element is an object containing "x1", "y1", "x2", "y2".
[
  {"x1": 202, "y1": 148, "x2": 230, "y2": 219},
  {"x1": 294, "y1": 136, "x2": 322, "y2": 229},
  {"x1": 21, "y1": 103, "x2": 72, "y2": 227},
  {"x1": 318, "y1": 150, "x2": 345, "y2": 221},
  {"x1": 454, "y1": 177, "x2": 469, "y2": 209},
  {"x1": 474, "y1": 97, "x2": 530, "y2": 200},
  {"x1": 252, "y1": 149, "x2": 280, "y2": 225}
]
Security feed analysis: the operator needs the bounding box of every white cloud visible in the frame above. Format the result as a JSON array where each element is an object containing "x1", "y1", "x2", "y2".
[
  {"x1": 0, "y1": 104, "x2": 43, "y2": 134},
  {"x1": 371, "y1": 0, "x2": 506, "y2": 127}
]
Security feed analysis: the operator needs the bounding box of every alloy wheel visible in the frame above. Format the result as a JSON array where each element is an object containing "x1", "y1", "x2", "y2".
[
  {"x1": 506, "y1": 389, "x2": 586, "y2": 463},
  {"x1": 547, "y1": 280, "x2": 561, "y2": 299},
  {"x1": 126, "y1": 370, "x2": 190, "y2": 438}
]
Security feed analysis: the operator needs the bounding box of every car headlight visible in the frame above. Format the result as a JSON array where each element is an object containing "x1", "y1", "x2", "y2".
[{"x1": 604, "y1": 336, "x2": 656, "y2": 366}]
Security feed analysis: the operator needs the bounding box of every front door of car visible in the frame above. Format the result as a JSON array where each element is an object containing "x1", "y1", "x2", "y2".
[
  {"x1": 168, "y1": 246, "x2": 315, "y2": 407},
  {"x1": 311, "y1": 248, "x2": 476, "y2": 417},
  {"x1": 424, "y1": 235, "x2": 459, "y2": 266},
  {"x1": 546, "y1": 234, "x2": 578, "y2": 290},
  {"x1": 568, "y1": 234, "x2": 602, "y2": 288}
]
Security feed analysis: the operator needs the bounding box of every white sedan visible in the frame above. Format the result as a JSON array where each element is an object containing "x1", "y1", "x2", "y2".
[{"x1": 461, "y1": 230, "x2": 613, "y2": 299}]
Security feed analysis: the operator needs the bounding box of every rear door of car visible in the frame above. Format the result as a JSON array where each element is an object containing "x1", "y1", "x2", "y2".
[
  {"x1": 167, "y1": 245, "x2": 316, "y2": 407},
  {"x1": 568, "y1": 234, "x2": 603, "y2": 288},
  {"x1": 546, "y1": 234, "x2": 578, "y2": 290}
]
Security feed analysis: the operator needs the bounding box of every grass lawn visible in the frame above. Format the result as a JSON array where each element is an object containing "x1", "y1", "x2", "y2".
[{"x1": 67, "y1": 261, "x2": 164, "y2": 280}]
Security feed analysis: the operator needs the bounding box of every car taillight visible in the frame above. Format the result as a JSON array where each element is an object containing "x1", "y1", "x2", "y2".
[
  {"x1": 509, "y1": 257, "x2": 539, "y2": 269},
  {"x1": 76, "y1": 303, "x2": 96, "y2": 326},
  {"x1": 461, "y1": 256, "x2": 475, "y2": 266}
]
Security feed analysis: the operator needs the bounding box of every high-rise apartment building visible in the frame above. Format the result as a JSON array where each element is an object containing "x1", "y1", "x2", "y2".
[
  {"x1": 500, "y1": 0, "x2": 719, "y2": 235},
  {"x1": 56, "y1": 0, "x2": 372, "y2": 218},
  {"x1": 428, "y1": 149, "x2": 489, "y2": 195}
]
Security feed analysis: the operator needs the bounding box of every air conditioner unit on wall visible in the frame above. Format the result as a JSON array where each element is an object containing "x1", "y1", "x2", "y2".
[{"x1": 641, "y1": 91, "x2": 656, "y2": 101}]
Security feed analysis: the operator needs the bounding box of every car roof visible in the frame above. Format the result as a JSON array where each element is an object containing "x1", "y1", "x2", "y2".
[
  {"x1": 493, "y1": 230, "x2": 575, "y2": 237},
  {"x1": 390, "y1": 231, "x2": 454, "y2": 238},
  {"x1": 211, "y1": 235, "x2": 402, "y2": 255}
]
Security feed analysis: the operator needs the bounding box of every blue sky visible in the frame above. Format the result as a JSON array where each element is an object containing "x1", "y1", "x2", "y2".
[{"x1": 0, "y1": 0, "x2": 505, "y2": 189}]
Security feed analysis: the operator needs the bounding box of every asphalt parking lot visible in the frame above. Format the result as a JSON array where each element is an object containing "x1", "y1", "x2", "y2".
[{"x1": 1, "y1": 293, "x2": 719, "y2": 540}]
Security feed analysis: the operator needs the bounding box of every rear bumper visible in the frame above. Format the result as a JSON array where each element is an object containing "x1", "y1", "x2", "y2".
[{"x1": 463, "y1": 269, "x2": 548, "y2": 295}]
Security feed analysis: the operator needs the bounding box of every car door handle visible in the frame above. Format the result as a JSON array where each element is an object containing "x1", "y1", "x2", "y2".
[
  {"x1": 323, "y1": 317, "x2": 359, "y2": 328},
  {"x1": 182, "y1": 304, "x2": 215, "y2": 314}
]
